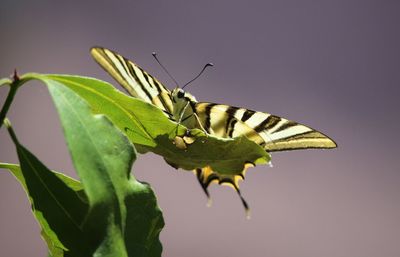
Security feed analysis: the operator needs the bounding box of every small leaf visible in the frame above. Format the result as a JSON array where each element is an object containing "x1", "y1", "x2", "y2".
[
  {"x1": 0, "y1": 136, "x2": 90, "y2": 257},
  {"x1": 0, "y1": 163, "x2": 87, "y2": 257}
]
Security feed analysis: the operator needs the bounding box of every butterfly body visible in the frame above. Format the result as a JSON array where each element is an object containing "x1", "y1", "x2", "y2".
[
  {"x1": 90, "y1": 46, "x2": 337, "y2": 213},
  {"x1": 170, "y1": 88, "x2": 199, "y2": 130}
]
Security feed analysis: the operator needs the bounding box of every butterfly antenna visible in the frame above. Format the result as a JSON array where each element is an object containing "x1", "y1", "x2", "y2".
[
  {"x1": 182, "y1": 62, "x2": 214, "y2": 89},
  {"x1": 152, "y1": 52, "x2": 180, "y2": 88}
]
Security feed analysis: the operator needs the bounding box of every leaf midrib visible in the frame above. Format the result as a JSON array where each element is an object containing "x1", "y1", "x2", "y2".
[{"x1": 55, "y1": 83, "x2": 123, "y2": 211}]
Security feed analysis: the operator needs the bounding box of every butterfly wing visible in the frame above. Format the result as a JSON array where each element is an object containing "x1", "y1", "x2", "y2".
[
  {"x1": 90, "y1": 47, "x2": 174, "y2": 117},
  {"x1": 195, "y1": 102, "x2": 336, "y2": 150},
  {"x1": 194, "y1": 102, "x2": 337, "y2": 212}
]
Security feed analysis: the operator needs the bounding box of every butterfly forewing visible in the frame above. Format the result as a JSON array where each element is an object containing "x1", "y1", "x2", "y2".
[
  {"x1": 90, "y1": 47, "x2": 174, "y2": 116},
  {"x1": 194, "y1": 102, "x2": 336, "y2": 151}
]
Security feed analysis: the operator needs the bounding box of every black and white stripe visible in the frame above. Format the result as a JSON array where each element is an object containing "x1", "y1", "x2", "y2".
[
  {"x1": 195, "y1": 102, "x2": 336, "y2": 151},
  {"x1": 91, "y1": 47, "x2": 174, "y2": 116}
]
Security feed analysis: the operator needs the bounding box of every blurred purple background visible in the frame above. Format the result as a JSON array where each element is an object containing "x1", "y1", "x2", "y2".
[{"x1": 1, "y1": 1, "x2": 400, "y2": 256}]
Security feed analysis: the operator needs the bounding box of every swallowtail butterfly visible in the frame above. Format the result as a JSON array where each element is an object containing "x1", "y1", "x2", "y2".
[{"x1": 90, "y1": 47, "x2": 337, "y2": 214}]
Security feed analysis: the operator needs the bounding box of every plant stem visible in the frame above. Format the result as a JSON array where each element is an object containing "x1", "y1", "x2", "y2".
[
  {"x1": 3, "y1": 118, "x2": 18, "y2": 143},
  {"x1": 0, "y1": 74, "x2": 29, "y2": 130}
]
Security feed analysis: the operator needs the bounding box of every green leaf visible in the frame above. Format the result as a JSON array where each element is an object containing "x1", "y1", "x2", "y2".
[
  {"x1": 0, "y1": 163, "x2": 84, "y2": 196},
  {"x1": 0, "y1": 138, "x2": 90, "y2": 256},
  {"x1": 47, "y1": 83, "x2": 164, "y2": 257},
  {"x1": 42, "y1": 74, "x2": 157, "y2": 147},
  {"x1": 152, "y1": 132, "x2": 269, "y2": 174},
  {"x1": 1, "y1": 79, "x2": 164, "y2": 256},
  {"x1": 0, "y1": 162, "x2": 86, "y2": 257},
  {"x1": 24, "y1": 74, "x2": 270, "y2": 174}
]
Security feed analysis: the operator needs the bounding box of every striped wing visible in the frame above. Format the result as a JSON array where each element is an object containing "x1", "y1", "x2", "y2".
[
  {"x1": 194, "y1": 164, "x2": 254, "y2": 217},
  {"x1": 195, "y1": 103, "x2": 337, "y2": 150},
  {"x1": 194, "y1": 102, "x2": 337, "y2": 213},
  {"x1": 90, "y1": 47, "x2": 174, "y2": 117}
]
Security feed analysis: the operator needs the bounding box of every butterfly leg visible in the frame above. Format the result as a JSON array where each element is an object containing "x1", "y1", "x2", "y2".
[
  {"x1": 192, "y1": 112, "x2": 208, "y2": 137},
  {"x1": 175, "y1": 102, "x2": 191, "y2": 136},
  {"x1": 177, "y1": 102, "x2": 190, "y2": 123},
  {"x1": 178, "y1": 112, "x2": 208, "y2": 137}
]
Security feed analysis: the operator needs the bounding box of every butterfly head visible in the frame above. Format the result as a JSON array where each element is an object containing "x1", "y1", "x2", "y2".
[
  {"x1": 171, "y1": 88, "x2": 197, "y2": 104},
  {"x1": 171, "y1": 88, "x2": 198, "y2": 126}
]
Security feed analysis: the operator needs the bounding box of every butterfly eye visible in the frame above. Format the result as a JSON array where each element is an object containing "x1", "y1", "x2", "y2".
[{"x1": 177, "y1": 90, "x2": 185, "y2": 98}]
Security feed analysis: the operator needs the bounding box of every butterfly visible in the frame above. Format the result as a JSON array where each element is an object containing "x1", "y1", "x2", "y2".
[{"x1": 90, "y1": 47, "x2": 337, "y2": 214}]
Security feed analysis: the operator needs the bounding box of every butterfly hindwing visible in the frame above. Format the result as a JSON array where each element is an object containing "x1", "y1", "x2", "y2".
[
  {"x1": 194, "y1": 165, "x2": 253, "y2": 217},
  {"x1": 193, "y1": 102, "x2": 336, "y2": 210}
]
